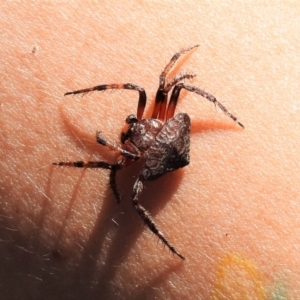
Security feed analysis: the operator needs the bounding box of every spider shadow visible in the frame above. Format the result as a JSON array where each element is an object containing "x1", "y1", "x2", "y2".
[{"x1": 191, "y1": 117, "x2": 243, "y2": 133}]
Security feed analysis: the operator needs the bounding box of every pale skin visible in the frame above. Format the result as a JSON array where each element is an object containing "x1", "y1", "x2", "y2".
[{"x1": 0, "y1": 2, "x2": 299, "y2": 299}]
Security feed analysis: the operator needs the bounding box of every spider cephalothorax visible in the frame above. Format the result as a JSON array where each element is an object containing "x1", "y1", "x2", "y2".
[{"x1": 53, "y1": 45, "x2": 243, "y2": 259}]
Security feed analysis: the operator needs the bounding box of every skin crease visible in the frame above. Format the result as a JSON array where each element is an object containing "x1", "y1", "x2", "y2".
[{"x1": 0, "y1": 1, "x2": 299, "y2": 299}]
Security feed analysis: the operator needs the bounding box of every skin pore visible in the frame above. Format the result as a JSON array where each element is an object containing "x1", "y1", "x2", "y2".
[{"x1": 0, "y1": 2, "x2": 299, "y2": 299}]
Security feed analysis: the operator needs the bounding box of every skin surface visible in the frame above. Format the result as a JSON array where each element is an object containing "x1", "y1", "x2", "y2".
[{"x1": 0, "y1": 2, "x2": 299, "y2": 299}]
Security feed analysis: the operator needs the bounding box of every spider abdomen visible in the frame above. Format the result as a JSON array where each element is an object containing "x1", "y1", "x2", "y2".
[{"x1": 141, "y1": 113, "x2": 191, "y2": 181}]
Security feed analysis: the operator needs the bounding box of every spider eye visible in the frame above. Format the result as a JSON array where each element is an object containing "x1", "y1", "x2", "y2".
[{"x1": 126, "y1": 114, "x2": 138, "y2": 124}]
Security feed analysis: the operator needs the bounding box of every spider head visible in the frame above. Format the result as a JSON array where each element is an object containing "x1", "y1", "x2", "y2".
[
  {"x1": 121, "y1": 115, "x2": 163, "y2": 152},
  {"x1": 121, "y1": 114, "x2": 138, "y2": 144}
]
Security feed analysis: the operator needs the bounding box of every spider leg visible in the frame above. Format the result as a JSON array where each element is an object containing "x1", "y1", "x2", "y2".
[
  {"x1": 65, "y1": 83, "x2": 147, "y2": 120},
  {"x1": 152, "y1": 45, "x2": 199, "y2": 120},
  {"x1": 166, "y1": 83, "x2": 244, "y2": 128},
  {"x1": 53, "y1": 132, "x2": 140, "y2": 203},
  {"x1": 131, "y1": 176, "x2": 185, "y2": 260},
  {"x1": 52, "y1": 160, "x2": 122, "y2": 202},
  {"x1": 96, "y1": 131, "x2": 140, "y2": 160},
  {"x1": 164, "y1": 72, "x2": 197, "y2": 93},
  {"x1": 158, "y1": 72, "x2": 196, "y2": 120}
]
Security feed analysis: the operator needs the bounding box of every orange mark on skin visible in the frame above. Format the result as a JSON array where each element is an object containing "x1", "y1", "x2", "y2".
[{"x1": 211, "y1": 253, "x2": 265, "y2": 300}]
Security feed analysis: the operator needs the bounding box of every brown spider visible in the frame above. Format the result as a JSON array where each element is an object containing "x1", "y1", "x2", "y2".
[{"x1": 53, "y1": 45, "x2": 244, "y2": 260}]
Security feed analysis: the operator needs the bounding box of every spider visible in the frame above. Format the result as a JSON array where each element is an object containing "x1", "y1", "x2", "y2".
[{"x1": 53, "y1": 45, "x2": 244, "y2": 260}]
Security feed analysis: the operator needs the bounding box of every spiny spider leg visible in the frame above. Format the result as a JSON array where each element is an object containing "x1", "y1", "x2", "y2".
[
  {"x1": 158, "y1": 72, "x2": 197, "y2": 120},
  {"x1": 166, "y1": 83, "x2": 244, "y2": 128},
  {"x1": 109, "y1": 164, "x2": 122, "y2": 203},
  {"x1": 53, "y1": 132, "x2": 140, "y2": 203},
  {"x1": 96, "y1": 131, "x2": 140, "y2": 160},
  {"x1": 52, "y1": 160, "x2": 122, "y2": 202},
  {"x1": 164, "y1": 72, "x2": 197, "y2": 93},
  {"x1": 132, "y1": 176, "x2": 185, "y2": 260},
  {"x1": 65, "y1": 83, "x2": 147, "y2": 120},
  {"x1": 152, "y1": 45, "x2": 199, "y2": 120},
  {"x1": 95, "y1": 132, "x2": 141, "y2": 202},
  {"x1": 161, "y1": 45, "x2": 199, "y2": 79}
]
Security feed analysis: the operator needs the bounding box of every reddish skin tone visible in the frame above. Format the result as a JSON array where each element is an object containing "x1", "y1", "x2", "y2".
[{"x1": 0, "y1": 2, "x2": 299, "y2": 299}]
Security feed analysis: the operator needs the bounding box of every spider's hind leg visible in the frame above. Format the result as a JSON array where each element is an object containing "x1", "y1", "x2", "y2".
[
  {"x1": 152, "y1": 45, "x2": 199, "y2": 120},
  {"x1": 157, "y1": 72, "x2": 197, "y2": 121},
  {"x1": 131, "y1": 176, "x2": 185, "y2": 260},
  {"x1": 166, "y1": 83, "x2": 244, "y2": 128}
]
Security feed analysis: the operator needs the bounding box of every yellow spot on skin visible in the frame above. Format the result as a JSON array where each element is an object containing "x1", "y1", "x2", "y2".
[{"x1": 211, "y1": 253, "x2": 265, "y2": 300}]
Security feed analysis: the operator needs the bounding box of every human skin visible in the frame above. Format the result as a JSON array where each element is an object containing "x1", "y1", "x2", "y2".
[{"x1": 0, "y1": 2, "x2": 299, "y2": 299}]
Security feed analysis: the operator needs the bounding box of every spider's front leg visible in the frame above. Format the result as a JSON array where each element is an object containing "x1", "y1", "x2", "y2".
[
  {"x1": 65, "y1": 83, "x2": 147, "y2": 120},
  {"x1": 96, "y1": 131, "x2": 140, "y2": 161},
  {"x1": 166, "y1": 83, "x2": 244, "y2": 128},
  {"x1": 52, "y1": 160, "x2": 123, "y2": 202},
  {"x1": 132, "y1": 176, "x2": 185, "y2": 260},
  {"x1": 53, "y1": 133, "x2": 140, "y2": 203}
]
